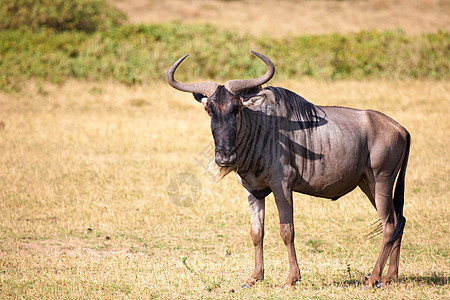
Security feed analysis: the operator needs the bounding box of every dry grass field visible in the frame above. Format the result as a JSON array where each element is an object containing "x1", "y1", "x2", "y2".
[
  {"x1": 0, "y1": 79, "x2": 448, "y2": 298},
  {"x1": 108, "y1": 0, "x2": 450, "y2": 36}
]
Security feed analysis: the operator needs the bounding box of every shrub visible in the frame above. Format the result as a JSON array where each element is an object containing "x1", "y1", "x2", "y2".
[
  {"x1": 0, "y1": 24, "x2": 448, "y2": 92},
  {"x1": 0, "y1": 0, "x2": 126, "y2": 32}
]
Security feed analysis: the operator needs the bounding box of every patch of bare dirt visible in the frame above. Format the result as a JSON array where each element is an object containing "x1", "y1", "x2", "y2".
[{"x1": 107, "y1": 0, "x2": 450, "y2": 36}]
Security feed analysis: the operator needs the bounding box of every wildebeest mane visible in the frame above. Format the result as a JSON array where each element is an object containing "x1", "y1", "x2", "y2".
[{"x1": 264, "y1": 86, "x2": 321, "y2": 130}]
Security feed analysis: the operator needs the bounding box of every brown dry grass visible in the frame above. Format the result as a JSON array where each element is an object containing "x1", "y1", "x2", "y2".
[
  {"x1": 0, "y1": 79, "x2": 448, "y2": 298},
  {"x1": 107, "y1": 0, "x2": 450, "y2": 36}
]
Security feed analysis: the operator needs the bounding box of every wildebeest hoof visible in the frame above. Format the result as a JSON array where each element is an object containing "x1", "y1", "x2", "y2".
[
  {"x1": 242, "y1": 277, "x2": 263, "y2": 288},
  {"x1": 362, "y1": 280, "x2": 384, "y2": 289},
  {"x1": 281, "y1": 284, "x2": 296, "y2": 290},
  {"x1": 285, "y1": 276, "x2": 301, "y2": 287}
]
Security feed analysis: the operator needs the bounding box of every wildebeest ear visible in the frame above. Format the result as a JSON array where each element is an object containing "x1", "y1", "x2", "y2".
[
  {"x1": 193, "y1": 93, "x2": 204, "y2": 102},
  {"x1": 241, "y1": 90, "x2": 270, "y2": 107},
  {"x1": 193, "y1": 93, "x2": 208, "y2": 105}
]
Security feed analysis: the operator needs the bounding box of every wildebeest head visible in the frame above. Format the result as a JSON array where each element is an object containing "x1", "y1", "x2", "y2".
[{"x1": 167, "y1": 51, "x2": 275, "y2": 167}]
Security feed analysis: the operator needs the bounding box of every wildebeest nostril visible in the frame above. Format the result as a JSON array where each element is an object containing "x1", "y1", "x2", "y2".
[{"x1": 215, "y1": 149, "x2": 237, "y2": 167}]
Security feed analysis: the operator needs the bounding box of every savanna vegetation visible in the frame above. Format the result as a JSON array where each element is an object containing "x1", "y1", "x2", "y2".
[
  {"x1": 0, "y1": 0, "x2": 449, "y2": 91},
  {"x1": 0, "y1": 0, "x2": 448, "y2": 298}
]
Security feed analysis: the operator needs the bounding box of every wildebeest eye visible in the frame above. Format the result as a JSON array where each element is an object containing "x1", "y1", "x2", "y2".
[{"x1": 204, "y1": 102, "x2": 213, "y2": 116}]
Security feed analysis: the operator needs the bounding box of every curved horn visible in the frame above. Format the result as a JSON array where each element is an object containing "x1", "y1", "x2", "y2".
[
  {"x1": 224, "y1": 51, "x2": 275, "y2": 94},
  {"x1": 167, "y1": 54, "x2": 218, "y2": 97}
]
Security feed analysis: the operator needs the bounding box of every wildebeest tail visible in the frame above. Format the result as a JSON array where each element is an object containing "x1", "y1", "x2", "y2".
[{"x1": 387, "y1": 131, "x2": 410, "y2": 246}]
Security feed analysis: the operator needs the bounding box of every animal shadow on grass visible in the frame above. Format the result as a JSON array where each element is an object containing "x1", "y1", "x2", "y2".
[
  {"x1": 333, "y1": 273, "x2": 449, "y2": 288},
  {"x1": 400, "y1": 274, "x2": 449, "y2": 286},
  {"x1": 332, "y1": 278, "x2": 364, "y2": 288}
]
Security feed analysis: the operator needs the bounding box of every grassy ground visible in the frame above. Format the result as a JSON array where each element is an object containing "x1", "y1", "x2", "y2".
[
  {"x1": 108, "y1": 0, "x2": 450, "y2": 36},
  {"x1": 0, "y1": 79, "x2": 448, "y2": 298}
]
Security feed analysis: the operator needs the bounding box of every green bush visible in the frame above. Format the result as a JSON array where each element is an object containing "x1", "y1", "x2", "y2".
[
  {"x1": 0, "y1": 23, "x2": 448, "y2": 92},
  {"x1": 262, "y1": 30, "x2": 450, "y2": 80},
  {"x1": 0, "y1": 0, "x2": 126, "y2": 32}
]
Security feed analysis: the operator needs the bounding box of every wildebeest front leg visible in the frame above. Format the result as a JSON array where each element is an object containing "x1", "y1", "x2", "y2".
[
  {"x1": 273, "y1": 185, "x2": 301, "y2": 287},
  {"x1": 243, "y1": 193, "x2": 266, "y2": 288}
]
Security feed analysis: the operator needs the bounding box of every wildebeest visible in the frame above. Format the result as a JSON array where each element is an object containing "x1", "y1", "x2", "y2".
[{"x1": 167, "y1": 51, "x2": 410, "y2": 288}]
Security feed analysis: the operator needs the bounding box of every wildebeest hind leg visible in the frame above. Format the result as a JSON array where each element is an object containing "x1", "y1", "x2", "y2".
[
  {"x1": 382, "y1": 234, "x2": 403, "y2": 285},
  {"x1": 365, "y1": 179, "x2": 396, "y2": 287},
  {"x1": 358, "y1": 176, "x2": 375, "y2": 205}
]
